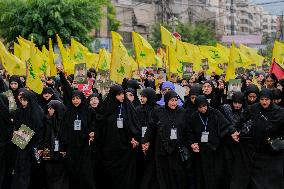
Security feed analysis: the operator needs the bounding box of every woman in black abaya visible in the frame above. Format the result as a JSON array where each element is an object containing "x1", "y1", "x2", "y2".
[
  {"x1": 39, "y1": 87, "x2": 62, "y2": 114},
  {"x1": 202, "y1": 81, "x2": 221, "y2": 110},
  {"x1": 231, "y1": 89, "x2": 284, "y2": 189},
  {"x1": 0, "y1": 94, "x2": 12, "y2": 189},
  {"x1": 96, "y1": 85, "x2": 141, "y2": 189},
  {"x1": 11, "y1": 90, "x2": 44, "y2": 189},
  {"x1": 136, "y1": 88, "x2": 159, "y2": 189},
  {"x1": 188, "y1": 95, "x2": 238, "y2": 189},
  {"x1": 60, "y1": 91, "x2": 95, "y2": 189},
  {"x1": 9, "y1": 75, "x2": 24, "y2": 108},
  {"x1": 43, "y1": 100, "x2": 68, "y2": 189},
  {"x1": 142, "y1": 90, "x2": 190, "y2": 189}
]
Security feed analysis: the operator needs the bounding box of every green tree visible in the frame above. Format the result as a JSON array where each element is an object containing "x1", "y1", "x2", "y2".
[
  {"x1": 0, "y1": 0, "x2": 119, "y2": 48},
  {"x1": 149, "y1": 21, "x2": 217, "y2": 50}
]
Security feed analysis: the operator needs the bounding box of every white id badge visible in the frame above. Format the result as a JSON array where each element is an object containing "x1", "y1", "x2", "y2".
[
  {"x1": 170, "y1": 128, "x2": 177, "y2": 140},
  {"x1": 201, "y1": 132, "x2": 209, "y2": 143},
  {"x1": 117, "y1": 118, "x2": 124, "y2": 128},
  {"x1": 142, "y1": 127, "x2": 147, "y2": 138},
  {"x1": 54, "y1": 140, "x2": 59, "y2": 152},
  {"x1": 74, "y1": 120, "x2": 82, "y2": 131}
]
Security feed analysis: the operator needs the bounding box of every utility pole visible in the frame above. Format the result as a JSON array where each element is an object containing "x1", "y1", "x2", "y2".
[
  {"x1": 281, "y1": 11, "x2": 284, "y2": 41},
  {"x1": 230, "y1": 0, "x2": 235, "y2": 35}
]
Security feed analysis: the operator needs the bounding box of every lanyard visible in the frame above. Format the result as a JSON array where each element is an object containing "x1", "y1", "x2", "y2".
[
  {"x1": 118, "y1": 104, "x2": 122, "y2": 118},
  {"x1": 76, "y1": 113, "x2": 79, "y2": 120},
  {"x1": 198, "y1": 113, "x2": 208, "y2": 131}
]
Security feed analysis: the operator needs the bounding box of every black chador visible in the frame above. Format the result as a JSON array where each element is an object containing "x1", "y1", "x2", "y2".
[
  {"x1": 136, "y1": 88, "x2": 159, "y2": 189},
  {"x1": 0, "y1": 94, "x2": 12, "y2": 189},
  {"x1": 60, "y1": 91, "x2": 95, "y2": 189},
  {"x1": 43, "y1": 100, "x2": 68, "y2": 189},
  {"x1": 143, "y1": 91, "x2": 190, "y2": 189},
  {"x1": 231, "y1": 89, "x2": 284, "y2": 189},
  {"x1": 96, "y1": 85, "x2": 141, "y2": 189},
  {"x1": 188, "y1": 95, "x2": 234, "y2": 189},
  {"x1": 11, "y1": 90, "x2": 44, "y2": 189}
]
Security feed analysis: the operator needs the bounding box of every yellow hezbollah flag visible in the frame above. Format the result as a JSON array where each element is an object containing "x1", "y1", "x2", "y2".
[
  {"x1": 110, "y1": 31, "x2": 132, "y2": 84},
  {"x1": 48, "y1": 38, "x2": 57, "y2": 77},
  {"x1": 216, "y1": 43, "x2": 230, "y2": 56},
  {"x1": 199, "y1": 45, "x2": 229, "y2": 64},
  {"x1": 14, "y1": 42, "x2": 22, "y2": 59},
  {"x1": 85, "y1": 52, "x2": 99, "y2": 69},
  {"x1": 132, "y1": 32, "x2": 156, "y2": 67},
  {"x1": 26, "y1": 45, "x2": 43, "y2": 94},
  {"x1": 97, "y1": 48, "x2": 111, "y2": 71},
  {"x1": 182, "y1": 42, "x2": 203, "y2": 71},
  {"x1": 225, "y1": 42, "x2": 237, "y2": 81},
  {"x1": 239, "y1": 44, "x2": 264, "y2": 67},
  {"x1": 0, "y1": 43, "x2": 26, "y2": 76},
  {"x1": 17, "y1": 37, "x2": 31, "y2": 62},
  {"x1": 56, "y1": 34, "x2": 74, "y2": 74},
  {"x1": 161, "y1": 25, "x2": 176, "y2": 47},
  {"x1": 272, "y1": 40, "x2": 284, "y2": 67},
  {"x1": 168, "y1": 40, "x2": 184, "y2": 77}
]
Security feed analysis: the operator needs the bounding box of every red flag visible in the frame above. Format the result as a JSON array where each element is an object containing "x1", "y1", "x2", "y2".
[{"x1": 270, "y1": 59, "x2": 284, "y2": 80}]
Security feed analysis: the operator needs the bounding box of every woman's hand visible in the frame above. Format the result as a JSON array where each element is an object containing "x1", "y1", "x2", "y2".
[
  {"x1": 89, "y1": 132, "x2": 95, "y2": 145},
  {"x1": 131, "y1": 138, "x2": 139, "y2": 149},
  {"x1": 231, "y1": 131, "x2": 240, "y2": 142},
  {"x1": 142, "y1": 142, "x2": 150, "y2": 155},
  {"x1": 191, "y1": 143, "x2": 200, "y2": 153}
]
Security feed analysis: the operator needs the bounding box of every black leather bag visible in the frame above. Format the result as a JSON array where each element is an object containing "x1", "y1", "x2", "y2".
[{"x1": 268, "y1": 138, "x2": 284, "y2": 151}]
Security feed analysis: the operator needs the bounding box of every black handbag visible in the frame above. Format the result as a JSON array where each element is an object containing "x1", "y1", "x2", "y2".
[
  {"x1": 178, "y1": 146, "x2": 190, "y2": 162},
  {"x1": 268, "y1": 137, "x2": 284, "y2": 151}
]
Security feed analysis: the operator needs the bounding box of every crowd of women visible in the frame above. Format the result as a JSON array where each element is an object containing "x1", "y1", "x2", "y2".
[{"x1": 0, "y1": 67, "x2": 283, "y2": 189}]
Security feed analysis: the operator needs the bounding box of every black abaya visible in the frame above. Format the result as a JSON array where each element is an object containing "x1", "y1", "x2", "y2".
[
  {"x1": 0, "y1": 94, "x2": 12, "y2": 189},
  {"x1": 96, "y1": 85, "x2": 141, "y2": 189}
]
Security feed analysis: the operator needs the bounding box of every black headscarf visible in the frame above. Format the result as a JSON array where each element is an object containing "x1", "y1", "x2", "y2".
[
  {"x1": 9, "y1": 75, "x2": 24, "y2": 106},
  {"x1": 140, "y1": 87, "x2": 157, "y2": 107},
  {"x1": 246, "y1": 84, "x2": 260, "y2": 105},
  {"x1": 125, "y1": 88, "x2": 140, "y2": 107},
  {"x1": 47, "y1": 100, "x2": 66, "y2": 121},
  {"x1": 259, "y1": 88, "x2": 273, "y2": 100},
  {"x1": 97, "y1": 85, "x2": 124, "y2": 120},
  {"x1": 40, "y1": 87, "x2": 61, "y2": 113},
  {"x1": 232, "y1": 92, "x2": 245, "y2": 104},
  {"x1": 164, "y1": 90, "x2": 179, "y2": 109},
  {"x1": 195, "y1": 95, "x2": 209, "y2": 107},
  {"x1": 9, "y1": 75, "x2": 23, "y2": 91},
  {"x1": 189, "y1": 84, "x2": 203, "y2": 97}
]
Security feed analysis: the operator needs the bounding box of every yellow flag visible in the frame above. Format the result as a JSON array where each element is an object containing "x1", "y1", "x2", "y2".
[
  {"x1": 239, "y1": 44, "x2": 264, "y2": 67},
  {"x1": 56, "y1": 34, "x2": 74, "y2": 74},
  {"x1": 85, "y1": 52, "x2": 99, "y2": 69},
  {"x1": 225, "y1": 42, "x2": 237, "y2": 81},
  {"x1": 199, "y1": 45, "x2": 229, "y2": 64},
  {"x1": 182, "y1": 42, "x2": 203, "y2": 71},
  {"x1": 110, "y1": 31, "x2": 132, "y2": 84},
  {"x1": 48, "y1": 38, "x2": 57, "y2": 77},
  {"x1": 132, "y1": 32, "x2": 156, "y2": 67},
  {"x1": 26, "y1": 44, "x2": 43, "y2": 94},
  {"x1": 272, "y1": 40, "x2": 284, "y2": 67},
  {"x1": 70, "y1": 38, "x2": 88, "y2": 62},
  {"x1": 0, "y1": 41, "x2": 26, "y2": 76},
  {"x1": 168, "y1": 41, "x2": 184, "y2": 77},
  {"x1": 17, "y1": 37, "x2": 31, "y2": 62},
  {"x1": 97, "y1": 48, "x2": 111, "y2": 71},
  {"x1": 14, "y1": 42, "x2": 22, "y2": 59},
  {"x1": 216, "y1": 43, "x2": 230, "y2": 56},
  {"x1": 160, "y1": 25, "x2": 176, "y2": 47}
]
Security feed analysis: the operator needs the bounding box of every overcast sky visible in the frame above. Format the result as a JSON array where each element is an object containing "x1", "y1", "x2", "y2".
[{"x1": 250, "y1": 0, "x2": 284, "y2": 15}]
